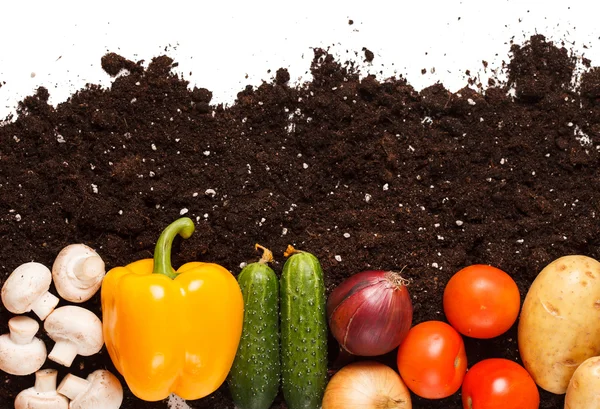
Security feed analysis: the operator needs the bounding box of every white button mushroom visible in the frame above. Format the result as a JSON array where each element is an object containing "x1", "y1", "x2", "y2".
[
  {"x1": 0, "y1": 316, "x2": 47, "y2": 375},
  {"x1": 57, "y1": 370, "x2": 123, "y2": 409},
  {"x1": 14, "y1": 369, "x2": 69, "y2": 409},
  {"x1": 52, "y1": 244, "x2": 106, "y2": 303},
  {"x1": 1, "y1": 262, "x2": 59, "y2": 320},
  {"x1": 44, "y1": 306, "x2": 103, "y2": 367}
]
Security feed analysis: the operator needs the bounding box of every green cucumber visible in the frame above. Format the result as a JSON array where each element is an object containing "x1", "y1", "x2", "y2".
[
  {"x1": 280, "y1": 246, "x2": 328, "y2": 409},
  {"x1": 228, "y1": 245, "x2": 280, "y2": 409}
]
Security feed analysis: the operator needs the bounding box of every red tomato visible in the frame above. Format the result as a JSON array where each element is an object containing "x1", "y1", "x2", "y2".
[
  {"x1": 397, "y1": 320, "x2": 467, "y2": 399},
  {"x1": 443, "y1": 264, "x2": 520, "y2": 339},
  {"x1": 462, "y1": 358, "x2": 539, "y2": 409}
]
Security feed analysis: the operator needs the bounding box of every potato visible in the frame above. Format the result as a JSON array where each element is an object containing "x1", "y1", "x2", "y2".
[
  {"x1": 518, "y1": 255, "x2": 600, "y2": 394},
  {"x1": 565, "y1": 356, "x2": 600, "y2": 409}
]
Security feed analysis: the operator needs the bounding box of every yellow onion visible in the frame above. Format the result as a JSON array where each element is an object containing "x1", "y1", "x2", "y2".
[
  {"x1": 322, "y1": 361, "x2": 412, "y2": 409},
  {"x1": 327, "y1": 270, "x2": 413, "y2": 356}
]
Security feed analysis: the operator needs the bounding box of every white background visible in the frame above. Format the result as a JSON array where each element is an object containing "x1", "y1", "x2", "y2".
[
  {"x1": 0, "y1": 1, "x2": 598, "y2": 408},
  {"x1": 0, "y1": 1, "x2": 599, "y2": 121}
]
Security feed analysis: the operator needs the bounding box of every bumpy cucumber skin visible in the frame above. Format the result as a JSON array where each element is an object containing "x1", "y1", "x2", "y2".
[
  {"x1": 228, "y1": 262, "x2": 280, "y2": 409},
  {"x1": 280, "y1": 251, "x2": 328, "y2": 409}
]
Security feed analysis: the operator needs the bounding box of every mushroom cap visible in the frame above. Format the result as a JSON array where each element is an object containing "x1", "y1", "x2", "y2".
[
  {"x1": 44, "y1": 306, "x2": 104, "y2": 356},
  {"x1": 69, "y1": 370, "x2": 123, "y2": 409},
  {"x1": 15, "y1": 371, "x2": 69, "y2": 409},
  {"x1": 52, "y1": 244, "x2": 106, "y2": 303},
  {"x1": 1, "y1": 262, "x2": 52, "y2": 314},
  {"x1": 0, "y1": 332, "x2": 46, "y2": 376},
  {"x1": 15, "y1": 389, "x2": 69, "y2": 409}
]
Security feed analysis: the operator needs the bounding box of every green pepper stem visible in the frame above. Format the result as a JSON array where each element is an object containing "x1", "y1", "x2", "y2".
[{"x1": 152, "y1": 217, "x2": 195, "y2": 278}]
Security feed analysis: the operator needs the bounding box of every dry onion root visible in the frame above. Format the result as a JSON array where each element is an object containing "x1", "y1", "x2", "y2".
[{"x1": 322, "y1": 361, "x2": 411, "y2": 409}]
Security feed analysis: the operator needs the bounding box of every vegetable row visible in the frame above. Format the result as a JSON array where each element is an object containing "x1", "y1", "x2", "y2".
[{"x1": 3, "y1": 216, "x2": 599, "y2": 409}]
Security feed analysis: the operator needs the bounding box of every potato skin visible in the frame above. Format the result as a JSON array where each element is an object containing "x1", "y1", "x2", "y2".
[
  {"x1": 518, "y1": 255, "x2": 600, "y2": 394},
  {"x1": 565, "y1": 356, "x2": 600, "y2": 409}
]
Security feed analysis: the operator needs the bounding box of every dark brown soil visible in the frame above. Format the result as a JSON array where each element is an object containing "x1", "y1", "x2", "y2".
[
  {"x1": 363, "y1": 47, "x2": 374, "y2": 63},
  {"x1": 1, "y1": 34, "x2": 599, "y2": 408}
]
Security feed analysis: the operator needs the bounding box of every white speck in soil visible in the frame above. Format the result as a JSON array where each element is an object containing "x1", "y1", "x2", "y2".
[
  {"x1": 383, "y1": 183, "x2": 389, "y2": 191},
  {"x1": 343, "y1": 233, "x2": 350, "y2": 238},
  {"x1": 335, "y1": 255, "x2": 342, "y2": 262},
  {"x1": 203, "y1": 151, "x2": 211, "y2": 156},
  {"x1": 180, "y1": 208, "x2": 189, "y2": 215},
  {"x1": 91, "y1": 184, "x2": 98, "y2": 194},
  {"x1": 456, "y1": 220, "x2": 464, "y2": 226},
  {"x1": 205, "y1": 188, "x2": 216, "y2": 197},
  {"x1": 151, "y1": 143, "x2": 157, "y2": 151},
  {"x1": 364, "y1": 193, "x2": 372, "y2": 203},
  {"x1": 574, "y1": 125, "x2": 593, "y2": 146}
]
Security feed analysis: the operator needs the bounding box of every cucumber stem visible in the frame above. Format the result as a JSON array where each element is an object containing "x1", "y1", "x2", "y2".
[
  {"x1": 283, "y1": 245, "x2": 303, "y2": 258},
  {"x1": 255, "y1": 244, "x2": 274, "y2": 264}
]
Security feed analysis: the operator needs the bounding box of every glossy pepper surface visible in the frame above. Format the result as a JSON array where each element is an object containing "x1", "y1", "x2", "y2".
[{"x1": 101, "y1": 218, "x2": 244, "y2": 401}]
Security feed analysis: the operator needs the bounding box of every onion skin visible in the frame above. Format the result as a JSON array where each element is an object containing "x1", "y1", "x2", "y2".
[
  {"x1": 327, "y1": 270, "x2": 413, "y2": 356},
  {"x1": 322, "y1": 361, "x2": 412, "y2": 409}
]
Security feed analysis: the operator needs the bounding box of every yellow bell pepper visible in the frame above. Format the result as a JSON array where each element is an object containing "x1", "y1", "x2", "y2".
[{"x1": 101, "y1": 217, "x2": 244, "y2": 401}]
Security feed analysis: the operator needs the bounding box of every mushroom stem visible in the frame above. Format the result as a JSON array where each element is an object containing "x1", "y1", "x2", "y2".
[
  {"x1": 48, "y1": 340, "x2": 78, "y2": 367},
  {"x1": 35, "y1": 369, "x2": 59, "y2": 393},
  {"x1": 73, "y1": 255, "x2": 105, "y2": 284},
  {"x1": 57, "y1": 373, "x2": 90, "y2": 400},
  {"x1": 8, "y1": 316, "x2": 39, "y2": 345},
  {"x1": 31, "y1": 291, "x2": 59, "y2": 321}
]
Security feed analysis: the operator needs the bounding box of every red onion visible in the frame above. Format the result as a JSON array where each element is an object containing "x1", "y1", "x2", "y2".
[{"x1": 327, "y1": 270, "x2": 413, "y2": 356}]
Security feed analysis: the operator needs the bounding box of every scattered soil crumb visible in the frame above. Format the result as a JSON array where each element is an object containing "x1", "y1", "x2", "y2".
[
  {"x1": 276, "y1": 68, "x2": 290, "y2": 85},
  {"x1": 101, "y1": 52, "x2": 143, "y2": 77},
  {"x1": 363, "y1": 47, "x2": 374, "y2": 62}
]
